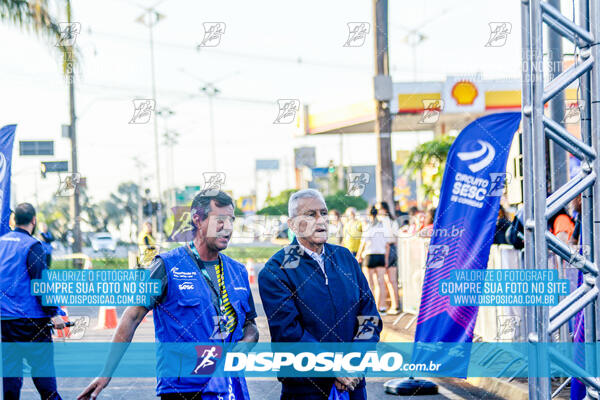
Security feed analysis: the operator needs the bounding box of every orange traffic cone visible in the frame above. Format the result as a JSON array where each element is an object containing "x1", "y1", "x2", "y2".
[
  {"x1": 246, "y1": 259, "x2": 255, "y2": 284},
  {"x1": 97, "y1": 306, "x2": 118, "y2": 329}
]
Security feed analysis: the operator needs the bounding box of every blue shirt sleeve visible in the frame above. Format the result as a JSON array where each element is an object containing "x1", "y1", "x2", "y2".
[
  {"x1": 258, "y1": 258, "x2": 319, "y2": 343},
  {"x1": 27, "y1": 242, "x2": 61, "y2": 317}
]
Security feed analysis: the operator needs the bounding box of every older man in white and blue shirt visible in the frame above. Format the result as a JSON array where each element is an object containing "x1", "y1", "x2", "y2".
[{"x1": 259, "y1": 189, "x2": 382, "y2": 400}]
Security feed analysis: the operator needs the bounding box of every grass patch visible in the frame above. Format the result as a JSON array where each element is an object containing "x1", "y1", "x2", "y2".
[
  {"x1": 222, "y1": 245, "x2": 283, "y2": 263},
  {"x1": 52, "y1": 258, "x2": 128, "y2": 269},
  {"x1": 51, "y1": 245, "x2": 284, "y2": 269}
]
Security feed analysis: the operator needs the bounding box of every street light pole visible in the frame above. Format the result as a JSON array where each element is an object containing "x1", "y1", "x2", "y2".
[
  {"x1": 66, "y1": 0, "x2": 82, "y2": 259},
  {"x1": 133, "y1": 156, "x2": 146, "y2": 233},
  {"x1": 158, "y1": 107, "x2": 178, "y2": 208},
  {"x1": 202, "y1": 84, "x2": 220, "y2": 171},
  {"x1": 137, "y1": 8, "x2": 164, "y2": 238}
]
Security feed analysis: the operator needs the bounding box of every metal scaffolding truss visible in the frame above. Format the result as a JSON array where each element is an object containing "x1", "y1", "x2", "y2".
[{"x1": 521, "y1": 0, "x2": 600, "y2": 398}]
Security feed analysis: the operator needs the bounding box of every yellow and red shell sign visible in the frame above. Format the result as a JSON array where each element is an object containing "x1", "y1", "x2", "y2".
[{"x1": 451, "y1": 80, "x2": 479, "y2": 105}]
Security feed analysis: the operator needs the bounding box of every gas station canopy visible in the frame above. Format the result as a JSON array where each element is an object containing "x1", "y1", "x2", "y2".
[{"x1": 304, "y1": 76, "x2": 579, "y2": 135}]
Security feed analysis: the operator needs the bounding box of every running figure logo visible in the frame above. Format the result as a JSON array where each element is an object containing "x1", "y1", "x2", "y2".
[
  {"x1": 427, "y1": 245, "x2": 449, "y2": 269},
  {"x1": 354, "y1": 316, "x2": 380, "y2": 340},
  {"x1": 203, "y1": 172, "x2": 226, "y2": 196},
  {"x1": 485, "y1": 22, "x2": 512, "y2": 47},
  {"x1": 496, "y1": 315, "x2": 520, "y2": 341},
  {"x1": 198, "y1": 22, "x2": 226, "y2": 47},
  {"x1": 56, "y1": 22, "x2": 81, "y2": 47},
  {"x1": 56, "y1": 173, "x2": 81, "y2": 197},
  {"x1": 282, "y1": 244, "x2": 303, "y2": 269},
  {"x1": 273, "y1": 99, "x2": 300, "y2": 124},
  {"x1": 343, "y1": 22, "x2": 370, "y2": 47},
  {"x1": 129, "y1": 99, "x2": 155, "y2": 124},
  {"x1": 563, "y1": 102, "x2": 583, "y2": 124},
  {"x1": 420, "y1": 99, "x2": 443, "y2": 124},
  {"x1": 192, "y1": 345, "x2": 223, "y2": 375},
  {"x1": 488, "y1": 173, "x2": 512, "y2": 197},
  {"x1": 347, "y1": 173, "x2": 370, "y2": 196},
  {"x1": 167, "y1": 206, "x2": 193, "y2": 242}
]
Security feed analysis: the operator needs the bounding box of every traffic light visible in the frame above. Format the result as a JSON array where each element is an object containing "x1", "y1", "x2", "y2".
[
  {"x1": 143, "y1": 199, "x2": 153, "y2": 217},
  {"x1": 143, "y1": 200, "x2": 159, "y2": 217},
  {"x1": 40, "y1": 163, "x2": 47, "y2": 179},
  {"x1": 328, "y1": 160, "x2": 336, "y2": 174}
]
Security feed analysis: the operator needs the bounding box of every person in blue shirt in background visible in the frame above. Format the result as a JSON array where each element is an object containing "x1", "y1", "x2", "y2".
[
  {"x1": 259, "y1": 189, "x2": 382, "y2": 400},
  {"x1": 39, "y1": 222, "x2": 55, "y2": 267},
  {"x1": 0, "y1": 203, "x2": 68, "y2": 400}
]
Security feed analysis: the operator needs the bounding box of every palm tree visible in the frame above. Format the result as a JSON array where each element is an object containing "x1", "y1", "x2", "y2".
[
  {"x1": 1, "y1": 1, "x2": 77, "y2": 73},
  {"x1": 0, "y1": 0, "x2": 62, "y2": 41},
  {"x1": 404, "y1": 135, "x2": 456, "y2": 201}
]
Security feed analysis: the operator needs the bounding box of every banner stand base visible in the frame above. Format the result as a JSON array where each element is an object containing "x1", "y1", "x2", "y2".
[{"x1": 383, "y1": 377, "x2": 438, "y2": 396}]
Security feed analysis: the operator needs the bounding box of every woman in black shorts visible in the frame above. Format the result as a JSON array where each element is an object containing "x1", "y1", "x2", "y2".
[
  {"x1": 356, "y1": 206, "x2": 391, "y2": 314},
  {"x1": 376, "y1": 202, "x2": 400, "y2": 315}
]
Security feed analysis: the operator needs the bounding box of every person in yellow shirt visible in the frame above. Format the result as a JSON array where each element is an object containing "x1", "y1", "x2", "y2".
[
  {"x1": 342, "y1": 207, "x2": 363, "y2": 256},
  {"x1": 137, "y1": 221, "x2": 158, "y2": 267}
]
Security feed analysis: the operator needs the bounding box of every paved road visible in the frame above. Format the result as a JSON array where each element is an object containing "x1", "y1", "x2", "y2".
[
  {"x1": 22, "y1": 377, "x2": 501, "y2": 400},
  {"x1": 19, "y1": 284, "x2": 503, "y2": 399}
]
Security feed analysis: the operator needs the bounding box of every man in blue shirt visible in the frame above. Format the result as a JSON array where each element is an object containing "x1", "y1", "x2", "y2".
[
  {"x1": 259, "y1": 189, "x2": 382, "y2": 400},
  {"x1": 0, "y1": 203, "x2": 67, "y2": 400},
  {"x1": 39, "y1": 222, "x2": 55, "y2": 266},
  {"x1": 78, "y1": 190, "x2": 258, "y2": 400}
]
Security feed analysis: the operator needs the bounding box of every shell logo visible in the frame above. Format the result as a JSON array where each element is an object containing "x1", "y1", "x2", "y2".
[{"x1": 451, "y1": 80, "x2": 479, "y2": 105}]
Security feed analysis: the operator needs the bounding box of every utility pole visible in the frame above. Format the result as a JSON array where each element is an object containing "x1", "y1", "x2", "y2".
[
  {"x1": 66, "y1": 0, "x2": 82, "y2": 259},
  {"x1": 136, "y1": 7, "x2": 164, "y2": 239},
  {"x1": 373, "y1": 0, "x2": 395, "y2": 215}
]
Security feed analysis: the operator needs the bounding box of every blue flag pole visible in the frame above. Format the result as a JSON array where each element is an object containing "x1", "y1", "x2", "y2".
[
  {"x1": 0, "y1": 123, "x2": 16, "y2": 398},
  {"x1": 385, "y1": 112, "x2": 521, "y2": 394},
  {"x1": 0, "y1": 124, "x2": 17, "y2": 236}
]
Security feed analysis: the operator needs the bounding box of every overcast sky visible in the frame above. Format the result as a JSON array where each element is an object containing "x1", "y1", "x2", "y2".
[{"x1": 1, "y1": 0, "x2": 540, "y2": 207}]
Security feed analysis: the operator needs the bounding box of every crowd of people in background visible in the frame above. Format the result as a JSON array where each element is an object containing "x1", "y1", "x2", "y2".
[
  {"x1": 332, "y1": 196, "x2": 582, "y2": 318},
  {"x1": 331, "y1": 202, "x2": 437, "y2": 316},
  {"x1": 495, "y1": 195, "x2": 580, "y2": 248}
]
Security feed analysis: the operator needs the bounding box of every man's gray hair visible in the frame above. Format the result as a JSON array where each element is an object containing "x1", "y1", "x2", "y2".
[{"x1": 288, "y1": 189, "x2": 326, "y2": 217}]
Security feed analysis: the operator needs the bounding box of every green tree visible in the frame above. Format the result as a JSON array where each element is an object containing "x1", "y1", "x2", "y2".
[
  {"x1": 1, "y1": 1, "x2": 81, "y2": 81},
  {"x1": 257, "y1": 189, "x2": 367, "y2": 215},
  {"x1": 38, "y1": 197, "x2": 70, "y2": 245},
  {"x1": 324, "y1": 190, "x2": 367, "y2": 213},
  {"x1": 105, "y1": 182, "x2": 140, "y2": 241},
  {"x1": 97, "y1": 199, "x2": 121, "y2": 232},
  {"x1": 404, "y1": 135, "x2": 456, "y2": 201},
  {"x1": 257, "y1": 189, "x2": 295, "y2": 215}
]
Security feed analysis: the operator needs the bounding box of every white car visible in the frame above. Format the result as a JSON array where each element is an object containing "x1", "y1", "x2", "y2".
[{"x1": 90, "y1": 233, "x2": 117, "y2": 253}]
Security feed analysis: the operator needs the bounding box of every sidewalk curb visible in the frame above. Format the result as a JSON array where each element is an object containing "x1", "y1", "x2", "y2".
[
  {"x1": 381, "y1": 321, "x2": 529, "y2": 400},
  {"x1": 466, "y1": 377, "x2": 528, "y2": 400}
]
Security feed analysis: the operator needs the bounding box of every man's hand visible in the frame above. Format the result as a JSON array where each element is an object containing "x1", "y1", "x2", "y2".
[
  {"x1": 335, "y1": 376, "x2": 360, "y2": 392},
  {"x1": 77, "y1": 377, "x2": 111, "y2": 400},
  {"x1": 51, "y1": 315, "x2": 66, "y2": 330}
]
